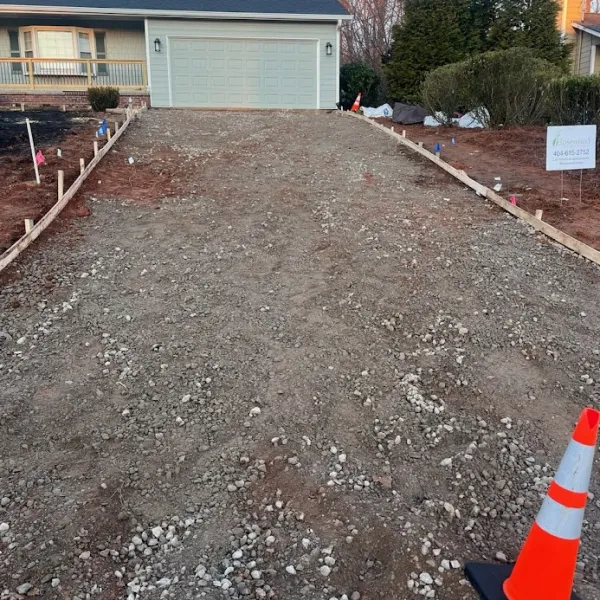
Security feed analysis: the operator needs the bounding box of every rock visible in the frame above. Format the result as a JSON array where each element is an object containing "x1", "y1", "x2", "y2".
[
  {"x1": 496, "y1": 551, "x2": 508, "y2": 563},
  {"x1": 319, "y1": 565, "x2": 332, "y2": 577},
  {"x1": 51, "y1": 579, "x2": 60, "y2": 588},
  {"x1": 157, "y1": 578, "x2": 172, "y2": 588},
  {"x1": 151, "y1": 526, "x2": 164, "y2": 538},
  {"x1": 419, "y1": 572, "x2": 434, "y2": 585},
  {"x1": 79, "y1": 551, "x2": 91, "y2": 560},
  {"x1": 0, "y1": 522, "x2": 9, "y2": 533},
  {"x1": 249, "y1": 407, "x2": 261, "y2": 416},
  {"x1": 285, "y1": 566, "x2": 297, "y2": 575},
  {"x1": 16, "y1": 583, "x2": 32, "y2": 595},
  {"x1": 351, "y1": 593, "x2": 361, "y2": 600}
]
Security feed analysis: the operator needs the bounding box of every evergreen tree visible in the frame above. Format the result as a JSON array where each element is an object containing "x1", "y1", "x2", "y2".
[
  {"x1": 384, "y1": 0, "x2": 468, "y2": 102},
  {"x1": 522, "y1": 0, "x2": 570, "y2": 68}
]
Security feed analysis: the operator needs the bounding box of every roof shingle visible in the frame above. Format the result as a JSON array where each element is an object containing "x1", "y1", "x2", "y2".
[{"x1": 0, "y1": 0, "x2": 350, "y2": 16}]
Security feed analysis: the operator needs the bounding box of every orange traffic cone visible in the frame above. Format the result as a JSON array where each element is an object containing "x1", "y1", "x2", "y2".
[
  {"x1": 465, "y1": 407, "x2": 599, "y2": 600},
  {"x1": 350, "y1": 93, "x2": 361, "y2": 112}
]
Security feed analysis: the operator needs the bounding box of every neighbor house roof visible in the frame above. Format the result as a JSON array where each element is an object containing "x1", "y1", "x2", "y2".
[
  {"x1": 573, "y1": 21, "x2": 600, "y2": 37},
  {"x1": 0, "y1": 0, "x2": 351, "y2": 19}
]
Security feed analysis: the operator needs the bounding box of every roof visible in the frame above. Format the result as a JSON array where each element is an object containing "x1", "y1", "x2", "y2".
[
  {"x1": 573, "y1": 21, "x2": 600, "y2": 37},
  {"x1": 0, "y1": 0, "x2": 351, "y2": 19}
]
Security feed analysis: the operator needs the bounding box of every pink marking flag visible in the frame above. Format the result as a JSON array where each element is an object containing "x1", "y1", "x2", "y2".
[
  {"x1": 510, "y1": 195, "x2": 517, "y2": 206},
  {"x1": 35, "y1": 150, "x2": 46, "y2": 166}
]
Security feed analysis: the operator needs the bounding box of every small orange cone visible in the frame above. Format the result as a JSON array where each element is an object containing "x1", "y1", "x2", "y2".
[
  {"x1": 466, "y1": 407, "x2": 599, "y2": 600},
  {"x1": 350, "y1": 93, "x2": 362, "y2": 112}
]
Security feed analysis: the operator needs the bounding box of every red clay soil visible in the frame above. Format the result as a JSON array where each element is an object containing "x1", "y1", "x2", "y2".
[
  {"x1": 0, "y1": 110, "x2": 105, "y2": 253},
  {"x1": 376, "y1": 119, "x2": 600, "y2": 250}
]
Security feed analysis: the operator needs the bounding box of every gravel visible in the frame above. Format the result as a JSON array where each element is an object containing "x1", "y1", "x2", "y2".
[{"x1": 0, "y1": 110, "x2": 599, "y2": 600}]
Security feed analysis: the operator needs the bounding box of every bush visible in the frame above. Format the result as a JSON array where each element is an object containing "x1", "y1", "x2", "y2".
[
  {"x1": 546, "y1": 75, "x2": 600, "y2": 125},
  {"x1": 88, "y1": 86, "x2": 120, "y2": 112},
  {"x1": 340, "y1": 63, "x2": 380, "y2": 110},
  {"x1": 421, "y1": 61, "x2": 469, "y2": 124},
  {"x1": 464, "y1": 48, "x2": 560, "y2": 127},
  {"x1": 421, "y1": 47, "x2": 559, "y2": 127}
]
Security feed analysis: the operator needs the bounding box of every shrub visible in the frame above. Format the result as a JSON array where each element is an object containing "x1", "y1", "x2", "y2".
[
  {"x1": 340, "y1": 63, "x2": 380, "y2": 110},
  {"x1": 421, "y1": 61, "x2": 469, "y2": 124},
  {"x1": 546, "y1": 75, "x2": 600, "y2": 125},
  {"x1": 463, "y1": 48, "x2": 560, "y2": 127},
  {"x1": 88, "y1": 86, "x2": 120, "y2": 112}
]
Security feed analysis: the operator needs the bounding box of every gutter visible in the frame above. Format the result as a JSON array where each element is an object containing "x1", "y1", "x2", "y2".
[{"x1": 0, "y1": 5, "x2": 353, "y2": 21}]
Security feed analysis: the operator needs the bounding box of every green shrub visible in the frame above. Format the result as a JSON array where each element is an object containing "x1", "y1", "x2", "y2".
[
  {"x1": 340, "y1": 63, "x2": 380, "y2": 110},
  {"x1": 421, "y1": 61, "x2": 469, "y2": 124},
  {"x1": 87, "y1": 86, "x2": 120, "y2": 112},
  {"x1": 463, "y1": 48, "x2": 560, "y2": 127},
  {"x1": 546, "y1": 75, "x2": 600, "y2": 125}
]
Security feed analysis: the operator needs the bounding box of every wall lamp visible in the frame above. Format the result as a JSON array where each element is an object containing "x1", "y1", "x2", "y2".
[
  {"x1": 154, "y1": 38, "x2": 162, "y2": 52},
  {"x1": 326, "y1": 42, "x2": 333, "y2": 56}
]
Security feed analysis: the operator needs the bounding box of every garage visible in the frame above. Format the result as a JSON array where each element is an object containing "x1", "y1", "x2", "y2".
[
  {"x1": 145, "y1": 4, "x2": 350, "y2": 110},
  {"x1": 169, "y1": 38, "x2": 318, "y2": 109}
]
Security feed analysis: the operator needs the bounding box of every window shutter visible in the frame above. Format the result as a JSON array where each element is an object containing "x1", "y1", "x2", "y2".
[
  {"x1": 8, "y1": 31, "x2": 22, "y2": 74},
  {"x1": 95, "y1": 31, "x2": 107, "y2": 75}
]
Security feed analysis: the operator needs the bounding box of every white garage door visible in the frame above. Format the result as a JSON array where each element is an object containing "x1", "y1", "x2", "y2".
[{"x1": 169, "y1": 38, "x2": 318, "y2": 109}]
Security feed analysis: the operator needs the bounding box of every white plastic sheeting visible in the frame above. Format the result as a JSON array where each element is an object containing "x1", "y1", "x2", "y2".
[{"x1": 360, "y1": 104, "x2": 393, "y2": 119}]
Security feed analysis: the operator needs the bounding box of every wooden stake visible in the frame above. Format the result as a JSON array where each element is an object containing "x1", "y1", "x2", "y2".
[
  {"x1": 25, "y1": 118, "x2": 41, "y2": 185},
  {"x1": 58, "y1": 170, "x2": 64, "y2": 201},
  {"x1": 535, "y1": 209, "x2": 543, "y2": 220},
  {"x1": 62, "y1": 104, "x2": 66, "y2": 112},
  {"x1": 114, "y1": 121, "x2": 120, "y2": 133},
  {"x1": 24, "y1": 219, "x2": 34, "y2": 234},
  {"x1": 80, "y1": 158, "x2": 85, "y2": 174},
  {"x1": 21, "y1": 102, "x2": 25, "y2": 112},
  {"x1": 418, "y1": 141, "x2": 423, "y2": 147},
  {"x1": 93, "y1": 141, "x2": 99, "y2": 157},
  {"x1": 106, "y1": 128, "x2": 111, "y2": 141},
  {"x1": 402, "y1": 130, "x2": 406, "y2": 138},
  {"x1": 435, "y1": 151, "x2": 441, "y2": 158}
]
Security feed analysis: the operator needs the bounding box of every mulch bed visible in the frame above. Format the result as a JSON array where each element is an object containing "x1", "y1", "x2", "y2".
[
  {"x1": 376, "y1": 119, "x2": 600, "y2": 250},
  {"x1": 0, "y1": 109, "x2": 109, "y2": 253}
]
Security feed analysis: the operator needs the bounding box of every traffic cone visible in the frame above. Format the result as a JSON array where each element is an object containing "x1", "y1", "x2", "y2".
[
  {"x1": 465, "y1": 407, "x2": 599, "y2": 600},
  {"x1": 350, "y1": 93, "x2": 361, "y2": 112}
]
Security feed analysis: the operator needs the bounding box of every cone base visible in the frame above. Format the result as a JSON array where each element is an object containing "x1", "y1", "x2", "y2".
[{"x1": 465, "y1": 562, "x2": 582, "y2": 600}]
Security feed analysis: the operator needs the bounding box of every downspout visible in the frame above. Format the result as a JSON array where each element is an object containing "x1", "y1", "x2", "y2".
[{"x1": 336, "y1": 19, "x2": 342, "y2": 107}]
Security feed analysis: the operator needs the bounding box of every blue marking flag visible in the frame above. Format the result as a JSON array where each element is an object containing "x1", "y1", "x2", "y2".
[
  {"x1": 96, "y1": 118, "x2": 108, "y2": 137},
  {"x1": 435, "y1": 142, "x2": 441, "y2": 154},
  {"x1": 451, "y1": 137, "x2": 456, "y2": 147}
]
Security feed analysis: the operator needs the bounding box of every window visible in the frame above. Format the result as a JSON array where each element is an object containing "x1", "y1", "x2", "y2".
[
  {"x1": 16, "y1": 27, "x2": 104, "y2": 76},
  {"x1": 94, "y1": 31, "x2": 107, "y2": 75},
  {"x1": 8, "y1": 30, "x2": 21, "y2": 74}
]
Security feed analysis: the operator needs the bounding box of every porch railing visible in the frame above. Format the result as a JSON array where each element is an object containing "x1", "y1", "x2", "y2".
[{"x1": 0, "y1": 58, "x2": 147, "y2": 90}]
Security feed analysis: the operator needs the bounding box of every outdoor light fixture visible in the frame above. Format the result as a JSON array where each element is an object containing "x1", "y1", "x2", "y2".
[
  {"x1": 326, "y1": 42, "x2": 333, "y2": 56},
  {"x1": 154, "y1": 38, "x2": 161, "y2": 52}
]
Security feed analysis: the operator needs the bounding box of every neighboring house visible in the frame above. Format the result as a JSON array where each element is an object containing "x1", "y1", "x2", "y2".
[
  {"x1": 0, "y1": 0, "x2": 351, "y2": 108},
  {"x1": 558, "y1": 0, "x2": 600, "y2": 75}
]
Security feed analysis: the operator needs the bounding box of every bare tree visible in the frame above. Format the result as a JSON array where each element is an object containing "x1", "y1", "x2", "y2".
[{"x1": 340, "y1": 0, "x2": 404, "y2": 71}]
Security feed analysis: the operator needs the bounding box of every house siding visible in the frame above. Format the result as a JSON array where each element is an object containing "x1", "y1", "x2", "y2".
[
  {"x1": 146, "y1": 19, "x2": 338, "y2": 109},
  {"x1": 575, "y1": 30, "x2": 593, "y2": 74}
]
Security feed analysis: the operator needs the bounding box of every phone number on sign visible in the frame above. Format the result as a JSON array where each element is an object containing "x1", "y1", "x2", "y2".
[{"x1": 552, "y1": 148, "x2": 590, "y2": 157}]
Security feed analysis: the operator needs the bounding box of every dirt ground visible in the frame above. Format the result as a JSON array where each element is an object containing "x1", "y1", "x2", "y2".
[
  {"x1": 375, "y1": 119, "x2": 600, "y2": 250},
  {"x1": 0, "y1": 109, "x2": 116, "y2": 252},
  {"x1": 1, "y1": 110, "x2": 600, "y2": 600}
]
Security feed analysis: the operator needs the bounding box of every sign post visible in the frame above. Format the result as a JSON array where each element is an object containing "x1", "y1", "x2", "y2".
[{"x1": 546, "y1": 125, "x2": 597, "y2": 204}]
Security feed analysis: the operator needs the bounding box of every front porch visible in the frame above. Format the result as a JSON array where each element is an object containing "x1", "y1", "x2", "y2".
[{"x1": 0, "y1": 17, "x2": 149, "y2": 106}]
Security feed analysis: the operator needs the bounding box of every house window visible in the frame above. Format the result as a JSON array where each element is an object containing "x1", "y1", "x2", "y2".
[
  {"x1": 17, "y1": 27, "x2": 104, "y2": 75},
  {"x1": 8, "y1": 30, "x2": 22, "y2": 74},
  {"x1": 94, "y1": 31, "x2": 107, "y2": 75}
]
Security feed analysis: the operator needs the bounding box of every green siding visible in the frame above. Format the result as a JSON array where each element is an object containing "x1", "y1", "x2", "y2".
[{"x1": 147, "y1": 19, "x2": 338, "y2": 109}]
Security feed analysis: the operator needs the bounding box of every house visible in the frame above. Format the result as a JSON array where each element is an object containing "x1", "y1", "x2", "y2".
[
  {"x1": 0, "y1": 0, "x2": 351, "y2": 109},
  {"x1": 557, "y1": 0, "x2": 600, "y2": 75}
]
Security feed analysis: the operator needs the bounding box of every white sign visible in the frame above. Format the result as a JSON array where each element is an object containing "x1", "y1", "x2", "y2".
[{"x1": 546, "y1": 125, "x2": 597, "y2": 171}]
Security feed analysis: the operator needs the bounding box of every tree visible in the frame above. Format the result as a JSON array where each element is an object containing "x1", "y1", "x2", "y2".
[
  {"x1": 384, "y1": 0, "x2": 468, "y2": 102},
  {"x1": 340, "y1": 0, "x2": 404, "y2": 72},
  {"x1": 489, "y1": 0, "x2": 570, "y2": 68}
]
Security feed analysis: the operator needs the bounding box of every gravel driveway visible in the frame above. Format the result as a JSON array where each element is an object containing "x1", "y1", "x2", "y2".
[{"x1": 1, "y1": 110, "x2": 599, "y2": 600}]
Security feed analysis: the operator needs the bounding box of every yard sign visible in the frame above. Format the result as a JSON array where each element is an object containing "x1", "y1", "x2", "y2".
[{"x1": 546, "y1": 125, "x2": 597, "y2": 171}]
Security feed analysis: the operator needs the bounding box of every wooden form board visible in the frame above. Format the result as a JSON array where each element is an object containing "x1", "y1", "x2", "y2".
[
  {"x1": 0, "y1": 108, "x2": 144, "y2": 274},
  {"x1": 346, "y1": 112, "x2": 600, "y2": 266}
]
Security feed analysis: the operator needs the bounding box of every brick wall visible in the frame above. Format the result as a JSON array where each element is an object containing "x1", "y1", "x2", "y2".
[{"x1": 0, "y1": 91, "x2": 150, "y2": 109}]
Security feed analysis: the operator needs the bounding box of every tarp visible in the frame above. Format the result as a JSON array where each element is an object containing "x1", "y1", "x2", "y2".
[
  {"x1": 423, "y1": 108, "x2": 488, "y2": 128},
  {"x1": 392, "y1": 103, "x2": 428, "y2": 125},
  {"x1": 360, "y1": 104, "x2": 393, "y2": 118}
]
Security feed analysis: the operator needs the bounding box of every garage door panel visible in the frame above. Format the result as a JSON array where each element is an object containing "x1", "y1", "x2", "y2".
[{"x1": 170, "y1": 37, "x2": 317, "y2": 109}]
